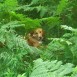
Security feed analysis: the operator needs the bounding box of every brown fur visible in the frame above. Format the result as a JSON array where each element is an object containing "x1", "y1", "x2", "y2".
[{"x1": 27, "y1": 28, "x2": 44, "y2": 47}]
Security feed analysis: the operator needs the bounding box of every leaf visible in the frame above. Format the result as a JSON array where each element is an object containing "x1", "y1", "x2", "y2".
[
  {"x1": 56, "y1": 0, "x2": 68, "y2": 15},
  {"x1": 4, "y1": 0, "x2": 18, "y2": 11},
  {"x1": 30, "y1": 59, "x2": 73, "y2": 77},
  {"x1": 30, "y1": 0, "x2": 39, "y2": 5}
]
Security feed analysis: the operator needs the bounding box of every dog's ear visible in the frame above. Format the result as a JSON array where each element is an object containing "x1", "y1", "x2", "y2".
[{"x1": 29, "y1": 31, "x2": 34, "y2": 36}]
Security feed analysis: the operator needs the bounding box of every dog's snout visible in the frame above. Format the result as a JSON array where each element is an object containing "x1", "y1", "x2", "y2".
[{"x1": 39, "y1": 36, "x2": 43, "y2": 40}]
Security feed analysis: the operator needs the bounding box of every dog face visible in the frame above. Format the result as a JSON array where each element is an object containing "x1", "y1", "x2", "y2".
[
  {"x1": 30, "y1": 28, "x2": 44, "y2": 41},
  {"x1": 27, "y1": 28, "x2": 44, "y2": 47}
]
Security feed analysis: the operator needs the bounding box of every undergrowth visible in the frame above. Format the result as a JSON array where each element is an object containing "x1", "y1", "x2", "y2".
[{"x1": 0, "y1": 0, "x2": 77, "y2": 77}]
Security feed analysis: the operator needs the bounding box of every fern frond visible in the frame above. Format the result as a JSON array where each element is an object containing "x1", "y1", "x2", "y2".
[
  {"x1": 0, "y1": 21, "x2": 42, "y2": 77},
  {"x1": 30, "y1": 59, "x2": 73, "y2": 77},
  {"x1": 17, "y1": 5, "x2": 47, "y2": 18},
  {"x1": 17, "y1": 73, "x2": 26, "y2": 77},
  {"x1": 56, "y1": 0, "x2": 68, "y2": 15},
  {"x1": 23, "y1": 18, "x2": 41, "y2": 30},
  {"x1": 40, "y1": 17, "x2": 60, "y2": 28},
  {"x1": 71, "y1": 66, "x2": 77, "y2": 77},
  {"x1": 61, "y1": 25, "x2": 77, "y2": 33},
  {"x1": 0, "y1": 0, "x2": 18, "y2": 12},
  {"x1": 1, "y1": 21, "x2": 25, "y2": 29}
]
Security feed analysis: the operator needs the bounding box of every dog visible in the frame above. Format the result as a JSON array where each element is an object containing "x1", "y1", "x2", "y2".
[{"x1": 27, "y1": 28, "x2": 44, "y2": 47}]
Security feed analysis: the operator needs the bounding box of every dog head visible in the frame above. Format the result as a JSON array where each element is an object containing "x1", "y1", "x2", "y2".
[{"x1": 30, "y1": 28, "x2": 44, "y2": 41}]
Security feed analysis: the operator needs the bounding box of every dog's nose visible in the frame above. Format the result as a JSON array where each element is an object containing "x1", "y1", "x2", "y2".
[{"x1": 39, "y1": 37, "x2": 42, "y2": 40}]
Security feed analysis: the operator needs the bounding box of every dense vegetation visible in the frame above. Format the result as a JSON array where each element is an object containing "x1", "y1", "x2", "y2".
[{"x1": 0, "y1": 0, "x2": 77, "y2": 77}]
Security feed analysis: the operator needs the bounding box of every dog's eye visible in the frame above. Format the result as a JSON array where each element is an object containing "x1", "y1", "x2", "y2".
[
  {"x1": 35, "y1": 32, "x2": 38, "y2": 34},
  {"x1": 39, "y1": 31, "x2": 41, "y2": 33}
]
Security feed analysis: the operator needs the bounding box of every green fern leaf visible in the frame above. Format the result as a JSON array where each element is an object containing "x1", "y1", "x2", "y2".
[
  {"x1": 30, "y1": 59, "x2": 73, "y2": 77},
  {"x1": 56, "y1": 0, "x2": 68, "y2": 15}
]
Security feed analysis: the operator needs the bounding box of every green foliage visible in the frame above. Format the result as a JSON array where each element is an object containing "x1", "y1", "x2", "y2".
[
  {"x1": 0, "y1": 0, "x2": 77, "y2": 77},
  {"x1": 30, "y1": 59, "x2": 73, "y2": 77},
  {"x1": 17, "y1": 73, "x2": 26, "y2": 77},
  {"x1": 41, "y1": 25, "x2": 77, "y2": 64},
  {"x1": 56, "y1": 0, "x2": 68, "y2": 15},
  {"x1": 71, "y1": 66, "x2": 77, "y2": 77},
  {"x1": 0, "y1": 0, "x2": 18, "y2": 11},
  {"x1": 17, "y1": 0, "x2": 60, "y2": 18},
  {"x1": 0, "y1": 20, "x2": 41, "y2": 77}
]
